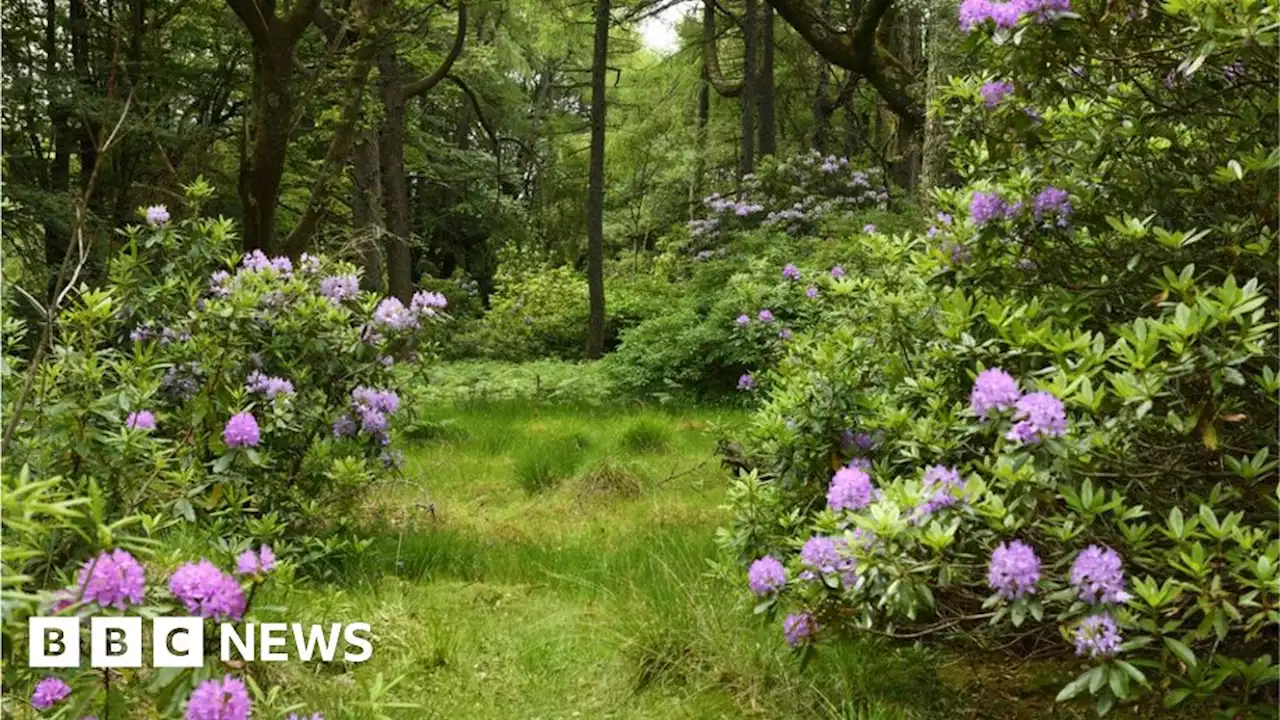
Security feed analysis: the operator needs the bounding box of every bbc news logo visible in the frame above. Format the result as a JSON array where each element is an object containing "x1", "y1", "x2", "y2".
[{"x1": 29, "y1": 617, "x2": 373, "y2": 668}]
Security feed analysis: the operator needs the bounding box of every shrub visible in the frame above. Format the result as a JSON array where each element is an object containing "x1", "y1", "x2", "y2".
[
  {"x1": 2, "y1": 188, "x2": 445, "y2": 559},
  {"x1": 717, "y1": 1, "x2": 1279, "y2": 716},
  {"x1": 0, "y1": 465, "x2": 413, "y2": 718}
]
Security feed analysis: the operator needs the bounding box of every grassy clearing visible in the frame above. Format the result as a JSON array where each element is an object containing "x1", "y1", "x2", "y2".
[{"x1": 250, "y1": 402, "x2": 940, "y2": 719}]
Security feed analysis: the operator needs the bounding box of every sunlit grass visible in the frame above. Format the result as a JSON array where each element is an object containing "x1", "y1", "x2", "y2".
[{"x1": 245, "y1": 401, "x2": 942, "y2": 719}]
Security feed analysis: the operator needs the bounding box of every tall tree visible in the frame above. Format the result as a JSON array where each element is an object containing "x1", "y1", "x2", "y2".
[
  {"x1": 758, "y1": 3, "x2": 776, "y2": 157},
  {"x1": 225, "y1": 0, "x2": 323, "y2": 253},
  {"x1": 378, "y1": 1, "x2": 467, "y2": 301},
  {"x1": 739, "y1": 0, "x2": 758, "y2": 177},
  {"x1": 920, "y1": 0, "x2": 962, "y2": 200},
  {"x1": 585, "y1": 0, "x2": 609, "y2": 358}
]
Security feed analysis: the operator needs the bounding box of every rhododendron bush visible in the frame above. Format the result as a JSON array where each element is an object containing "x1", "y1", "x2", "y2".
[
  {"x1": 1, "y1": 466, "x2": 409, "y2": 717},
  {"x1": 717, "y1": 0, "x2": 1277, "y2": 717},
  {"x1": 2, "y1": 182, "x2": 448, "y2": 557}
]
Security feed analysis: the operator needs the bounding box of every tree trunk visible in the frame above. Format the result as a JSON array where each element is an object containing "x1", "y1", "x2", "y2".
[
  {"x1": 375, "y1": 3, "x2": 466, "y2": 300},
  {"x1": 739, "y1": 0, "x2": 757, "y2": 177},
  {"x1": 758, "y1": 3, "x2": 776, "y2": 158},
  {"x1": 44, "y1": 0, "x2": 72, "y2": 276},
  {"x1": 378, "y1": 51, "x2": 414, "y2": 302},
  {"x1": 693, "y1": 73, "x2": 710, "y2": 213},
  {"x1": 890, "y1": 7, "x2": 921, "y2": 191},
  {"x1": 350, "y1": 130, "x2": 385, "y2": 292},
  {"x1": 585, "y1": 0, "x2": 609, "y2": 359},
  {"x1": 239, "y1": 44, "x2": 296, "y2": 253},
  {"x1": 920, "y1": 0, "x2": 962, "y2": 202},
  {"x1": 225, "y1": 0, "x2": 319, "y2": 253},
  {"x1": 70, "y1": 0, "x2": 98, "y2": 192}
]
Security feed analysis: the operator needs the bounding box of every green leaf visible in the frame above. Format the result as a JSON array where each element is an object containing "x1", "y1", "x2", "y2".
[
  {"x1": 1056, "y1": 670, "x2": 1092, "y2": 703},
  {"x1": 1164, "y1": 637, "x2": 1197, "y2": 669}
]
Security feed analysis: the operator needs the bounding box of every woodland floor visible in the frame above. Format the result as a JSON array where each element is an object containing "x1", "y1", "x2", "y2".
[{"x1": 242, "y1": 400, "x2": 1140, "y2": 719}]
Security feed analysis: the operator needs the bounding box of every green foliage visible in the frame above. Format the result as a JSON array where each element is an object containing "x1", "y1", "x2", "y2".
[
  {"x1": 416, "y1": 360, "x2": 619, "y2": 406},
  {"x1": 718, "y1": 1, "x2": 1279, "y2": 717},
  {"x1": 3, "y1": 193, "x2": 441, "y2": 560}
]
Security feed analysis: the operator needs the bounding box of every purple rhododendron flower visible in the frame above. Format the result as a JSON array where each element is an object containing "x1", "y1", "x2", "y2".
[
  {"x1": 862, "y1": 224, "x2": 878, "y2": 234},
  {"x1": 245, "y1": 371, "x2": 295, "y2": 400},
  {"x1": 830, "y1": 265, "x2": 845, "y2": 279},
  {"x1": 126, "y1": 410, "x2": 156, "y2": 431},
  {"x1": 319, "y1": 275, "x2": 359, "y2": 303},
  {"x1": 169, "y1": 560, "x2": 246, "y2": 621},
  {"x1": 958, "y1": 0, "x2": 994, "y2": 30},
  {"x1": 410, "y1": 290, "x2": 448, "y2": 314},
  {"x1": 782, "y1": 264, "x2": 801, "y2": 280},
  {"x1": 987, "y1": 540, "x2": 1041, "y2": 599},
  {"x1": 800, "y1": 536, "x2": 843, "y2": 574},
  {"x1": 349, "y1": 387, "x2": 399, "y2": 442},
  {"x1": 373, "y1": 297, "x2": 419, "y2": 331},
  {"x1": 805, "y1": 286, "x2": 819, "y2": 299},
  {"x1": 1033, "y1": 186, "x2": 1072, "y2": 225},
  {"x1": 259, "y1": 546, "x2": 276, "y2": 571},
  {"x1": 827, "y1": 465, "x2": 877, "y2": 511},
  {"x1": 185, "y1": 675, "x2": 251, "y2": 720},
  {"x1": 969, "y1": 191, "x2": 1008, "y2": 225},
  {"x1": 737, "y1": 374, "x2": 756, "y2": 391},
  {"x1": 970, "y1": 368, "x2": 1022, "y2": 419},
  {"x1": 234, "y1": 551, "x2": 260, "y2": 577},
  {"x1": 235, "y1": 546, "x2": 276, "y2": 577},
  {"x1": 1070, "y1": 545, "x2": 1131, "y2": 604},
  {"x1": 757, "y1": 309, "x2": 774, "y2": 323},
  {"x1": 959, "y1": 0, "x2": 1069, "y2": 31},
  {"x1": 223, "y1": 412, "x2": 260, "y2": 448},
  {"x1": 1073, "y1": 614, "x2": 1122, "y2": 658},
  {"x1": 1006, "y1": 391, "x2": 1067, "y2": 444},
  {"x1": 332, "y1": 415, "x2": 357, "y2": 438},
  {"x1": 747, "y1": 556, "x2": 787, "y2": 595},
  {"x1": 298, "y1": 253, "x2": 322, "y2": 274},
  {"x1": 77, "y1": 549, "x2": 146, "y2": 610},
  {"x1": 915, "y1": 465, "x2": 966, "y2": 518},
  {"x1": 783, "y1": 613, "x2": 817, "y2": 647},
  {"x1": 31, "y1": 677, "x2": 72, "y2": 710},
  {"x1": 735, "y1": 314, "x2": 751, "y2": 327},
  {"x1": 145, "y1": 205, "x2": 170, "y2": 227}
]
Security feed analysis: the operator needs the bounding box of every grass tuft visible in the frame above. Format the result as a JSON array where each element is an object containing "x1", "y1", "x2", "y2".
[
  {"x1": 618, "y1": 417, "x2": 673, "y2": 453},
  {"x1": 513, "y1": 436, "x2": 588, "y2": 493},
  {"x1": 576, "y1": 456, "x2": 643, "y2": 501}
]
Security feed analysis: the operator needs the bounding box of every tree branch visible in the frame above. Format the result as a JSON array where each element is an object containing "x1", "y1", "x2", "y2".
[
  {"x1": 225, "y1": 0, "x2": 272, "y2": 46},
  {"x1": 766, "y1": 0, "x2": 922, "y2": 126},
  {"x1": 402, "y1": 1, "x2": 467, "y2": 99},
  {"x1": 281, "y1": 0, "x2": 322, "y2": 42},
  {"x1": 703, "y1": 0, "x2": 743, "y2": 98},
  {"x1": 445, "y1": 73, "x2": 498, "y2": 156}
]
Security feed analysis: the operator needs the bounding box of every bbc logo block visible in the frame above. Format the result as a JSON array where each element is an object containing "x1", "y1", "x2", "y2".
[{"x1": 30, "y1": 616, "x2": 204, "y2": 669}]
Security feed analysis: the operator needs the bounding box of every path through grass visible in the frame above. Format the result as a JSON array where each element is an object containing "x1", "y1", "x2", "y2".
[{"x1": 261, "y1": 403, "x2": 939, "y2": 719}]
